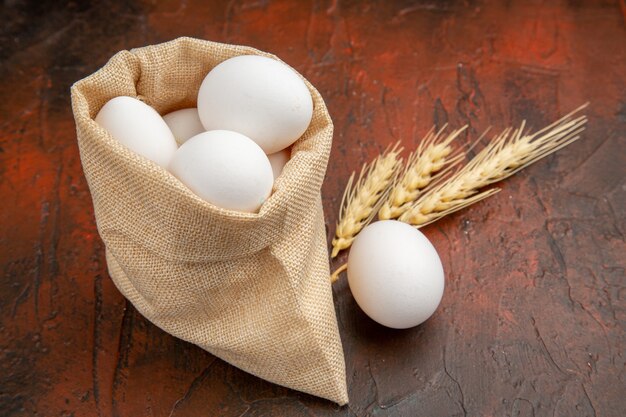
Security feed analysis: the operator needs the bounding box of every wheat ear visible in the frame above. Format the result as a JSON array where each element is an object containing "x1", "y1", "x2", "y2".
[
  {"x1": 400, "y1": 104, "x2": 588, "y2": 227},
  {"x1": 331, "y1": 143, "x2": 403, "y2": 258},
  {"x1": 378, "y1": 125, "x2": 467, "y2": 220}
]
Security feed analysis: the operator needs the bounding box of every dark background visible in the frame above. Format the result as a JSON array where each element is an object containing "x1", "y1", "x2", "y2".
[{"x1": 1, "y1": 0, "x2": 624, "y2": 416}]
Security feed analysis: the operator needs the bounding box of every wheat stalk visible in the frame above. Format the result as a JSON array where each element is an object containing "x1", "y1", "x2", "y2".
[
  {"x1": 331, "y1": 143, "x2": 403, "y2": 258},
  {"x1": 378, "y1": 125, "x2": 467, "y2": 220},
  {"x1": 400, "y1": 104, "x2": 588, "y2": 227}
]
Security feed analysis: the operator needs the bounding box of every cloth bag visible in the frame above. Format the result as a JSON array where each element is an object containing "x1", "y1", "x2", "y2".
[{"x1": 71, "y1": 37, "x2": 348, "y2": 405}]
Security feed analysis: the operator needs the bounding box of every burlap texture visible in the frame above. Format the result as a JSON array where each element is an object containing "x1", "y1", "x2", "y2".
[{"x1": 71, "y1": 37, "x2": 348, "y2": 405}]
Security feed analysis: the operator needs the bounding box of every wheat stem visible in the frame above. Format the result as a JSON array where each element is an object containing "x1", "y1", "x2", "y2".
[{"x1": 330, "y1": 263, "x2": 348, "y2": 283}]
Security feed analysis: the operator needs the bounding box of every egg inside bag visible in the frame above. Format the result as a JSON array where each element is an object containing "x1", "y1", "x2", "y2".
[
  {"x1": 169, "y1": 130, "x2": 274, "y2": 213},
  {"x1": 95, "y1": 96, "x2": 178, "y2": 168},
  {"x1": 162, "y1": 108, "x2": 205, "y2": 145},
  {"x1": 71, "y1": 37, "x2": 348, "y2": 405},
  {"x1": 267, "y1": 148, "x2": 291, "y2": 180},
  {"x1": 197, "y1": 55, "x2": 314, "y2": 154}
]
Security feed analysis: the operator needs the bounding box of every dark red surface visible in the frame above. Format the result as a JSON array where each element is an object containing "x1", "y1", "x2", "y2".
[{"x1": 1, "y1": 1, "x2": 625, "y2": 416}]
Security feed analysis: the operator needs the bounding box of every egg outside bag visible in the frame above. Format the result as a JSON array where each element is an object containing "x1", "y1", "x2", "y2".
[{"x1": 70, "y1": 37, "x2": 348, "y2": 405}]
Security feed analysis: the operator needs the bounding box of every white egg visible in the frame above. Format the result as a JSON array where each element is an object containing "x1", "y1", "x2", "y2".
[
  {"x1": 95, "y1": 96, "x2": 178, "y2": 168},
  {"x1": 169, "y1": 130, "x2": 273, "y2": 213},
  {"x1": 267, "y1": 148, "x2": 291, "y2": 180},
  {"x1": 347, "y1": 220, "x2": 444, "y2": 329},
  {"x1": 197, "y1": 55, "x2": 313, "y2": 154},
  {"x1": 162, "y1": 108, "x2": 205, "y2": 145}
]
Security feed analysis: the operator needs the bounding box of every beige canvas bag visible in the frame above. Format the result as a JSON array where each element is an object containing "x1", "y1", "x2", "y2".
[{"x1": 71, "y1": 37, "x2": 348, "y2": 405}]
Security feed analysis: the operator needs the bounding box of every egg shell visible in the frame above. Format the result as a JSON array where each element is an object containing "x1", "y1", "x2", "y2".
[
  {"x1": 95, "y1": 96, "x2": 178, "y2": 168},
  {"x1": 162, "y1": 108, "x2": 205, "y2": 145},
  {"x1": 197, "y1": 55, "x2": 313, "y2": 154},
  {"x1": 347, "y1": 220, "x2": 445, "y2": 329},
  {"x1": 168, "y1": 130, "x2": 273, "y2": 213},
  {"x1": 267, "y1": 148, "x2": 291, "y2": 180}
]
